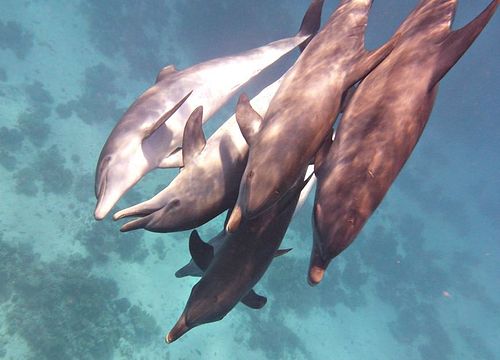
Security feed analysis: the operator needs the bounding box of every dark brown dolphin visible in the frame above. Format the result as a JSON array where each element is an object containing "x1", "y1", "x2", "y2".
[
  {"x1": 93, "y1": 0, "x2": 325, "y2": 220},
  {"x1": 166, "y1": 172, "x2": 310, "y2": 343},
  {"x1": 308, "y1": 0, "x2": 498, "y2": 285},
  {"x1": 174, "y1": 169, "x2": 315, "y2": 277},
  {"x1": 226, "y1": 0, "x2": 399, "y2": 233},
  {"x1": 174, "y1": 229, "x2": 292, "y2": 278}
]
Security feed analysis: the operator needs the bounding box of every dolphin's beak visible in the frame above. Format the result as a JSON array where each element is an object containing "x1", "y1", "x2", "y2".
[
  {"x1": 94, "y1": 180, "x2": 121, "y2": 220},
  {"x1": 166, "y1": 314, "x2": 189, "y2": 344},
  {"x1": 94, "y1": 200, "x2": 110, "y2": 221},
  {"x1": 308, "y1": 265, "x2": 325, "y2": 286},
  {"x1": 94, "y1": 180, "x2": 109, "y2": 220}
]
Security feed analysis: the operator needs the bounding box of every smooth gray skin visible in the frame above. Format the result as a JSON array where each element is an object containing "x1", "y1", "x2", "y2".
[
  {"x1": 94, "y1": 0, "x2": 325, "y2": 220},
  {"x1": 166, "y1": 172, "x2": 307, "y2": 343},
  {"x1": 308, "y1": 0, "x2": 498, "y2": 286},
  {"x1": 174, "y1": 165, "x2": 315, "y2": 278},
  {"x1": 226, "y1": 0, "x2": 399, "y2": 233},
  {"x1": 113, "y1": 79, "x2": 283, "y2": 232}
]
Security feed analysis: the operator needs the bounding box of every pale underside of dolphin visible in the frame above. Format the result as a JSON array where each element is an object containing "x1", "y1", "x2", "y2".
[
  {"x1": 308, "y1": 0, "x2": 498, "y2": 286},
  {"x1": 226, "y1": 0, "x2": 400, "y2": 233},
  {"x1": 93, "y1": 0, "x2": 325, "y2": 220},
  {"x1": 166, "y1": 169, "x2": 310, "y2": 343}
]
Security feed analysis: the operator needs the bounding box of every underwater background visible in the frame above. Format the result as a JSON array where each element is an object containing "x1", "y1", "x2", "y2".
[{"x1": 0, "y1": 0, "x2": 498, "y2": 359}]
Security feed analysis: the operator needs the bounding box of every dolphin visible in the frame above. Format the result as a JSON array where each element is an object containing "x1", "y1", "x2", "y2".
[
  {"x1": 174, "y1": 229, "x2": 292, "y2": 278},
  {"x1": 174, "y1": 165, "x2": 315, "y2": 278},
  {"x1": 94, "y1": 0, "x2": 325, "y2": 220},
  {"x1": 226, "y1": 0, "x2": 399, "y2": 233},
  {"x1": 308, "y1": 0, "x2": 498, "y2": 286},
  {"x1": 166, "y1": 171, "x2": 310, "y2": 343},
  {"x1": 113, "y1": 80, "x2": 283, "y2": 232}
]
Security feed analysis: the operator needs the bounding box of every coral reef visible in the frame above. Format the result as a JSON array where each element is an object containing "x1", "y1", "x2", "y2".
[
  {"x1": 81, "y1": 1, "x2": 175, "y2": 81},
  {"x1": 76, "y1": 219, "x2": 148, "y2": 264},
  {"x1": 0, "y1": 126, "x2": 24, "y2": 152},
  {"x1": 59, "y1": 63, "x2": 123, "y2": 125},
  {"x1": 244, "y1": 311, "x2": 311, "y2": 359},
  {"x1": 12, "y1": 145, "x2": 74, "y2": 196},
  {"x1": 25, "y1": 81, "x2": 54, "y2": 105},
  {"x1": 0, "y1": 238, "x2": 160, "y2": 359},
  {"x1": 174, "y1": 1, "x2": 292, "y2": 61},
  {"x1": 153, "y1": 237, "x2": 167, "y2": 260},
  {"x1": 35, "y1": 145, "x2": 74, "y2": 194},
  {"x1": 13, "y1": 167, "x2": 39, "y2": 196},
  {"x1": 17, "y1": 106, "x2": 52, "y2": 147},
  {"x1": 0, "y1": 151, "x2": 17, "y2": 171},
  {"x1": 0, "y1": 20, "x2": 34, "y2": 59}
]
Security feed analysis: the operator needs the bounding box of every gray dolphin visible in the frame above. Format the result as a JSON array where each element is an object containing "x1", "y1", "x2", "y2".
[
  {"x1": 226, "y1": 0, "x2": 399, "y2": 232},
  {"x1": 113, "y1": 79, "x2": 282, "y2": 232},
  {"x1": 174, "y1": 165, "x2": 315, "y2": 278},
  {"x1": 94, "y1": 0, "x2": 325, "y2": 220},
  {"x1": 308, "y1": 0, "x2": 498, "y2": 285},
  {"x1": 166, "y1": 171, "x2": 310, "y2": 343}
]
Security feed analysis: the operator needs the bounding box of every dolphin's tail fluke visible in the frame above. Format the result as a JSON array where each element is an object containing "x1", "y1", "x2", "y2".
[
  {"x1": 428, "y1": 0, "x2": 498, "y2": 91},
  {"x1": 297, "y1": 0, "x2": 325, "y2": 52}
]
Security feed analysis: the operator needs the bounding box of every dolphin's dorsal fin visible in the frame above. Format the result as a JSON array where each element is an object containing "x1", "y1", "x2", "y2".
[
  {"x1": 297, "y1": 0, "x2": 325, "y2": 52},
  {"x1": 235, "y1": 93, "x2": 264, "y2": 145},
  {"x1": 274, "y1": 248, "x2": 292, "y2": 257},
  {"x1": 188, "y1": 230, "x2": 214, "y2": 272},
  {"x1": 428, "y1": 0, "x2": 497, "y2": 92},
  {"x1": 241, "y1": 289, "x2": 267, "y2": 309},
  {"x1": 143, "y1": 91, "x2": 192, "y2": 140},
  {"x1": 347, "y1": 34, "x2": 400, "y2": 86},
  {"x1": 182, "y1": 106, "x2": 206, "y2": 166},
  {"x1": 155, "y1": 65, "x2": 177, "y2": 83}
]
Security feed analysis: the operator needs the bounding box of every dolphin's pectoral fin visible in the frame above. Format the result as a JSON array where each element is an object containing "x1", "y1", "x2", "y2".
[
  {"x1": 182, "y1": 106, "x2": 206, "y2": 166},
  {"x1": 313, "y1": 128, "x2": 334, "y2": 177},
  {"x1": 175, "y1": 262, "x2": 203, "y2": 278},
  {"x1": 235, "y1": 93, "x2": 264, "y2": 145},
  {"x1": 142, "y1": 91, "x2": 193, "y2": 140},
  {"x1": 429, "y1": 0, "x2": 497, "y2": 92},
  {"x1": 348, "y1": 34, "x2": 400, "y2": 86},
  {"x1": 241, "y1": 289, "x2": 267, "y2": 309},
  {"x1": 226, "y1": 205, "x2": 242, "y2": 233},
  {"x1": 158, "y1": 148, "x2": 184, "y2": 168},
  {"x1": 274, "y1": 248, "x2": 292, "y2": 257},
  {"x1": 297, "y1": 0, "x2": 325, "y2": 52},
  {"x1": 155, "y1": 64, "x2": 177, "y2": 83},
  {"x1": 189, "y1": 230, "x2": 214, "y2": 271}
]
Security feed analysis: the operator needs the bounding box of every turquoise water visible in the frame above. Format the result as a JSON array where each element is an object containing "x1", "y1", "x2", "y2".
[{"x1": 0, "y1": 1, "x2": 498, "y2": 359}]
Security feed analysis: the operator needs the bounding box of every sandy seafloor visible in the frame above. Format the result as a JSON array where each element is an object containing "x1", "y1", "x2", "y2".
[{"x1": 0, "y1": 0, "x2": 498, "y2": 359}]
